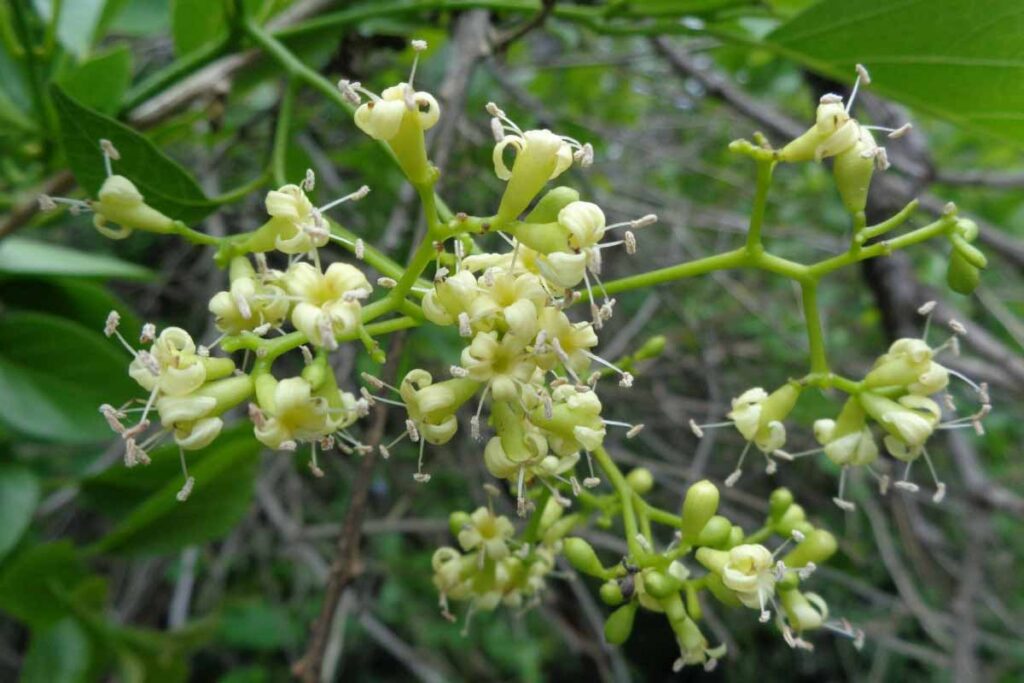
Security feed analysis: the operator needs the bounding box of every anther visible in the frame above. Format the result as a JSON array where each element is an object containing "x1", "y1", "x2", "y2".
[
  {"x1": 104, "y1": 311, "x2": 121, "y2": 337},
  {"x1": 176, "y1": 476, "x2": 195, "y2": 502},
  {"x1": 37, "y1": 195, "x2": 57, "y2": 211},
  {"x1": 377, "y1": 277, "x2": 397, "y2": 288},
  {"x1": 303, "y1": 168, "x2": 316, "y2": 192},
  {"x1": 458, "y1": 312, "x2": 472, "y2": 338}
]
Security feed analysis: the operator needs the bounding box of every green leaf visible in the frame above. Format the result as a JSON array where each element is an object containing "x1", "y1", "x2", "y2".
[
  {"x1": 21, "y1": 618, "x2": 93, "y2": 683},
  {"x1": 0, "y1": 463, "x2": 41, "y2": 560},
  {"x1": 218, "y1": 600, "x2": 302, "y2": 651},
  {"x1": 0, "y1": 237, "x2": 152, "y2": 279},
  {"x1": 0, "y1": 278, "x2": 142, "y2": 339},
  {"x1": 51, "y1": 86, "x2": 216, "y2": 223},
  {"x1": 57, "y1": 45, "x2": 134, "y2": 114},
  {"x1": 50, "y1": 0, "x2": 108, "y2": 59},
  {"x1": 0, "y1": 312, "x2": 139, "y2": 444},
  {"x1": 767, "y1": 0, "x2": 1024, "y2": 146},
  {"x1": 171, "y1": 0, "x2": 227, "y2": 56},
  {"x1": 86, "y1": 428, "x2": 260, "y2": 556},
  {"x1": 0, "y1": 541, "x2": 88, "y2": 627}
]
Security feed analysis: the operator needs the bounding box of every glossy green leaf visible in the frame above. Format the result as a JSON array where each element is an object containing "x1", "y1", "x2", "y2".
[
  {"x1": 0, "y1": 237, "x2": 152, "y2": 279},
  {"x1": 171, "y1": 0, "x2": 227, "y2": 56},
  {"x1": 767, "y1": 0, "x2": 1024, "y2": 146},
  {"x1": 0, "y1": 541, "x2": 88, "y2": 627},
  {"x1": 58, "y1": 45, "x2": 134, "y2": 114},
  {"x1": 51, "y1": 86, "x2": 216, "y2": 223},
  {"x1": 0, "y1": 463, "x2": 41, "y2": 560},
  {"x1": 21, "y1": 618, "x2": 92, "y2": 683},
  {"x1": 0, "y1": 312, "x2": 139, "y2": 444},
  {"x1": 86, "y1": 428, "x2": 260, "y2": 556}
]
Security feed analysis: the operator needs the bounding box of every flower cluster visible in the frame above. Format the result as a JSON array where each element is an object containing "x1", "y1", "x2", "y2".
[
  {"x1": 432, "y1": 497, "x2": 571, "y2": 624},
  {"x1": 100, "y1": 314, "x2": 251, "y2": 499},
  {"x1": 565, "y1": 480, "x2": 856, "y2": 670},
  {"x1": 68, "y1": 41, "x2": 993, "y2": 673}
]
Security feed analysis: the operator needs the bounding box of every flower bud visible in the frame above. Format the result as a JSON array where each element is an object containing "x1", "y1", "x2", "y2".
[
  {"x1": 626, "y1": 467, "x2": 654, "y2": 495},
  {"x1": 768, "y1": 487, "x2": 794, "y2": 521},
  {"x1": 603, "y1": 602, "x2": 638, "y2": 645},
  {"x1": 947, "y1": 249, "x2": 981, "y2": 295},
  {"x1": 774, "y1": 503, "x2": 808, "y2": 537},
  {"x1": 448, "y1": 511, "x2": 471, "y2": 537},
  {"x1": 523, "y1": 186, "x2": 580, "y2": 223},
  {"x1": 599, "y1": 580, "x2": 624, "y2": 606},
  {"x1": 681, "y1": 480, "x2": 720, "y2": 544},
  {"x1": 564, "y1": 537, "x2": 605, "y2": 578},
  {"x1": 92, "y1": 175, "x2": 175, "y2": 239},
  {"x1": 783, "y1": 529, "x2": 837, "y2": 567},
  {"x1": 696, "y1": 515, "x2": 732, "y2": 548},
  {"x1": 642, "y1": 570, "x2": 679, "y2": 600}
]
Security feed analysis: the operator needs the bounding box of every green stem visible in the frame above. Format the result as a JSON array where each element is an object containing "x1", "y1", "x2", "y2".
[
  {"x1": 745, "y1": 158, "x2": 773, "y2": 252},
  {"x1": 595, "y1": 248, "x2": 747, "y2": 298},
  {"x1": 591, "y1": 447, "x2": 641, "y2": 557},
  {"x1": 801, "y1": 280, "x2": 827, "y2": 374},
  {"x1": 808, "y1": 214, "x2": 956, "y2": 278}
]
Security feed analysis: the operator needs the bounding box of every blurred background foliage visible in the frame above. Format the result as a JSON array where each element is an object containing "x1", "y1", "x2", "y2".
[{"x1": 1, "y1": 0, "x2": 1023, "y2": 681}]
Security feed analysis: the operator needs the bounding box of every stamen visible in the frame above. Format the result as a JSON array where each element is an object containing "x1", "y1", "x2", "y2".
[
  {"x1": 309, "y1": 442, "x2": 325, "y2": 478},
  {"x1": 319, "y1": 185, "x2": 370, "y2": 214},
  {"x1": 725, "y1": 441, "x2": 752, "y2": 487},
  {"x1": 832, "y1": 467, "x2": 857, "y2": 511},
  {"x1": 866, "y1": 464, "x2": 890, "y2": 494},
  {"x1": 303, "y1": 168, "x2": 316, "y2": 192},
  {"x1": 408, "y1": 39, "x2": 428, "y2": 88},
  {"x1": 689, "y1": 419, "x2": 732, "y2": 438},
  {"x1": 176, "y1": 447, "x2": 194, "y2": 502},
  {"x1": 845, "y1": 64, "x2": 871, "y2": 114},
  {"x1": 99, "y1": 139, "x2": 120, "y2": 177},
  {"x1": 893, "y1": 461, "x2": 919, "y2": 493},
  {"x1": 920, "y1": 447, "x2": 946, "y2": 503}
]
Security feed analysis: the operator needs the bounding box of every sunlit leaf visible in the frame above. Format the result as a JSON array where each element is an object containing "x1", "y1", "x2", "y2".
[{"x1": 767, "y1": 0, "x2": 1024, "y2": 146}]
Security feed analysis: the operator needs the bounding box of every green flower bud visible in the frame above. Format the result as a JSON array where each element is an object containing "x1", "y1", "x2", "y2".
[
  {"x1": 542, "y1": 513, "x2": 580, "y2": 547},
  {"x1": 564, "y1": 537, "x2": 605, "y2": 578},
  {"x1": 947, "y1": 250, "x2": 981, "y2": 295},
  {"x1": 774, "y1": 503, "x2": 807, "y2": 537},
  {"x1": 626, "y1": 467, "x2": 654, "y2": 495},
  {"x1": 642, "y1": 570, "x2": 678, "y2": 600},
  {"x1": 681, "y1": 480, "x2": 720, "y2": 544},
  {"x1": 600, "y1": 580, "x2": 624, "y2": 606},
  {"x1": 603, "y1": 602, "x2": 638, "y2": 645},
  {"x1": 92, "y1": 175, "x2": 176, "y2": 239},
  {"x1": 727, "y1": 526, "x2": 744, "y2": 548},
  {"x1": 783, "y1": 529, "x2": 838, "y2": 567},
  {"x1": 635, "y1": 335, "x2": 667, "y2": 361},
  {"x1": 524, "y1": 186, "x2": 580, "y2": 223},
  {"x1": 769, "y1": 487, "x2": 794, "y2": 521},
  {"x1": 696, "y1": 515, "x2": 732, "y2": 548},
  {"x1": 448, "y1": 511, "x2": 471, "y2": 537}
]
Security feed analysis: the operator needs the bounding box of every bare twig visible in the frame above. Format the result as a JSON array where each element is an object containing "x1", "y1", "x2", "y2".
[{"x1": 293, "y1": 335, "x2": 405, "y2": 682}]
